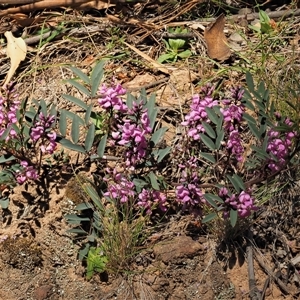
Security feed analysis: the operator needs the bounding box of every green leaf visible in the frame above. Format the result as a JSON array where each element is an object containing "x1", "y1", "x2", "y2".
[
  {"x1": 149, "y1": 108, "x2": 158, "y2": 130},
  {"x1": 69, "y1": 66, "x2": 90, "y2": 84},
  {"x1": 0, "y1": 197, "x2": 9, "y2": 209},
  {"x1": 91, "y1": 60, "x2": 105, "y2": 97},
  {"x1": 0, "y1": 155, "x2": 15, "y2": 163},
  {"x1": 75, "y1": 202, "x2": 93, "y2": 210},
  {"x1": 251, "y1": 146, "x2": 269, "y2": 159},
  {"x1": 149, "y1": 171, "x2": 159, "y2": 190},
  {"x1": 62, "y1": 94, "x2": 88, "y2": 110},
  {"x1": 243, "y1": 113, "x2": 256, "y2": 124},
  {"x1": 85, "y1": 185, "x2": 103, "y2": 210},
  {"x1": 86, "y1": 247, "x2": 107, "y2": 280},
  {"x1": 133, "y1": 179, "x2": 148, "y2": 190},
  {"x1": 97, "y1": 134, "x2": 107, "y2": 158},
  {"x1": 246, "y1": 72, "x2": 255, "y2": 93},
  {"x1": 67, "y1": 228, "x2": 88, "y2": 234},
  {"x1": 199, "y1": 152, "x2": 216, "y2": 163},
  {"x1": 200, "y1": 133, "x2": 216, "y2": 150},
  {"x1": 85, "y1": 124, "x2": 95, "y2": 152},
  {"x1": 202, "y1": 121, "x2": 216, "y2": 139},
  {"x1": 202, "y1": 212, "x2": 217, "y2": 223},
  {"x1": 151, "y1": 127, "x2": 167, "y2": 146},
  {"x1": 145, "y1": 93, "x2": 156, "y2": 116},
  {"x1": 248, "y1": 121, "x2": 261, "y2": 139},
  {"x1": 205, "y1": 107, "x2": 219, "y2": 125},
  {"x1": 65, "y1": 214, "x2": 90, "y2": 225},
  {"x1": 232, "y1": 174, "x2": 245, "y2": 190},
  {"x1": 157, "y1": 53, "x2": 175, "y2": 63},
  {"x1": 215, "y1": 129, "x2": 224, "y2": 150},
  {"x1": 85, "y1": 104, "x2": 93, "y2": 125},
  {"x1": 58, "y1": 138, "x2": 86, "y2": 153},
  {"x1": 126, "y1": 93, "x2": 135, "y2": 109},
  {"x1": 204, "y1": 193, "x2": 224, "y2": 204},
  {"x1": 203, "y1": 194, "x2": 218, "y2": 208},
  {"x1": 39, "y1": 99, "x2": 48, "y2": 116},
  {"x1": 169, "y1": 38, "x2": 185, "y2": 50},
  {"x1": 71, "y1": 114, "x2": 80, "y2": 144},
  {"x1": 178, "y1": 49, "x2": 192, "y2": 58},
  {"x1": 157, "y1": 147, "x2": 171, "y2": 163},
  {"x1": 59, "y1": 109, "x2": 67, "y2": 136},
  {"x1": 226, "y1": 175, "x2": 241, "y2": 193},
  {"x1": 79, "y1": 243, "x2": 90, "y2": 261},
  {"x1": 0, "y1": 126, "x2": 12, "y2": 141},
  {"x1": 67, "y1": 79, "x2": 91, "y2": 97},
  {"x1": 230, "y1": 209, "x2": 238, "y2": 227}
]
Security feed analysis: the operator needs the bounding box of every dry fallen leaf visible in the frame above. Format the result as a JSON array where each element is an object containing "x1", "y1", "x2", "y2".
[
  {"x1": 3, "y1": 31, "x2": 27, "y2": 87},
  {"x1": 204, "y1": 14, "x2": 231, "y2": 62}
]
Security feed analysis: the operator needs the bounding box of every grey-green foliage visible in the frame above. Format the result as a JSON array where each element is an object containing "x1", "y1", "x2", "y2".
[{"x1": 58, "y1": 61, "x2": 107, "y2": 157}]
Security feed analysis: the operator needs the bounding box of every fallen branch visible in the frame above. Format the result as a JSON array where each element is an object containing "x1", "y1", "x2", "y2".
[
  {"x1": 254, "y1": 248, "x2": 291, "y2": 295},
  {"x1": 247, "y1": 229, "x2": 262, "y2": 300}
]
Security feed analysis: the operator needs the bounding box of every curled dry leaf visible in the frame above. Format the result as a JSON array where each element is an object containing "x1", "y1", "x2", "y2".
[
  {"x1": 3, "y1": 31, "x2": 27, "y2": 87},
  {"x1": 204, "y1": 14, "x2": 231, "y2": 62}
]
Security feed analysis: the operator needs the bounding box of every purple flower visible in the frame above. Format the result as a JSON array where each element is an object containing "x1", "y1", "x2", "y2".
[{"x1": 15, "y1": 161, "x2": 39, "y2": 184}]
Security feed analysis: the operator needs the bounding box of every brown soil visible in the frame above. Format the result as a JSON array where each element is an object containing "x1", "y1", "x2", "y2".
[{"x1": 1, "y1": 1, "x2": 300, "y2": 299}]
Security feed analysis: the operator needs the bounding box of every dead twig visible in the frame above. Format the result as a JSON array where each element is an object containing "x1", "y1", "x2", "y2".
[
  {"x1": 247, "y1": 229, "x2": 262, "y2": 300},
  {"x1": 253, "y1": 248, "x2": 291, "y2": 295}
]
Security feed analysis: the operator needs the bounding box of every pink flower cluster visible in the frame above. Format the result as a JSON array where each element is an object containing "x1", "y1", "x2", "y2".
[
  {"x1": 0, "y1": 94, "x2": 20, "y2": 141},
  {"x1": 219, "y1": 187, "x2": 257, "y2": 218},
  {"x1": 182, "y1": 88, "x2": 218, "y2": 140},
  {"x1": 220, "y1": 88, "x2": 245, "y2": 161},
  {"x1": 176, "y1": 157, "x2": 205, "y2": 208},
  {"x1": 98, "y1": 82, "x2": 127, "y2": 113},
  {"x1": 15, "y1": 160, "x2": 39, "y2": 184},
  {"x1": 98, "y1": 82, "x2": 167, "y2": 213},
  {"x1": 137, "y1": 189, "x2": 167, "y2": 214},
  {"x1": 104, "y1": 168, "x2": 136, "y2": 203},
  {"x1": 30, "y1": 112, "x2": 57, "y2": 154},
  {"x1": 266, "y1": 117, "x2": 295, "y2": 172},
  {"x1": 98, "y1": 84, "x2": 152, "y2": 167}
]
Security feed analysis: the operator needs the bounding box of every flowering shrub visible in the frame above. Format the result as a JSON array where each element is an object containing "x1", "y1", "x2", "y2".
[
  {"x1": 173, "y1": 73, "x2": 299, "y2": 226},
  {"x1": 0, "y1": 86, "x2": 60, "y2": 207}
]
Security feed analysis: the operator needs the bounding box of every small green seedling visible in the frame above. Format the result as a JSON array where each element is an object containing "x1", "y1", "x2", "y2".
[
  {"x1": 249, "y1": 10, "x2": 274, "y2": 34},
  {"x1": 158, "y1": 27, "x2": 192, "y2": 63}
]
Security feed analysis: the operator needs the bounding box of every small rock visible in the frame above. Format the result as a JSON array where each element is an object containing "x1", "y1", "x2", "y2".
[
  {"x1": 153, "y1": 235, "x2": 202, "y2": 263},
  {"x1": 34, "y1": 285, "x2": 53, "y2": 300}
]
